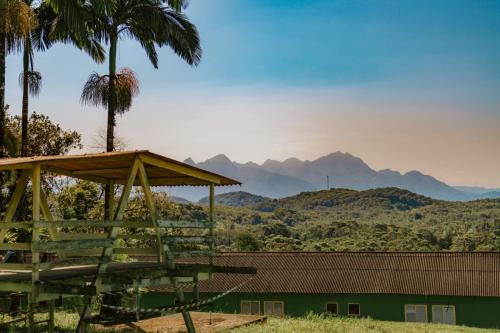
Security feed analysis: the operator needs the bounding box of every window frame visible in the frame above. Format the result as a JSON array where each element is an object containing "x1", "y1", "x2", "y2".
[
  {"x1": 263, "y1": 300, "x2": 285, "y2": 317},
  {"x1": 347, "y1": 303, "x2": 361, "y2": 316},
  {"x1": 432, "y1": 305, "x2": 456, "y2": 325},
  {"x1": 404, "y1": 304, "x2": 428, "y2": 323},
  {"x1": 325, "y1": 302, "x2": 339, "y2": 315},
  {"x1": 240, "y1": 300, "x2": 260, "y2": 315}
]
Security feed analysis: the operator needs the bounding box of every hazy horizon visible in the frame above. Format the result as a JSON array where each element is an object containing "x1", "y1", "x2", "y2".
[{"x1": 4, "y1": 0, "x2": 500, "y2": 187}]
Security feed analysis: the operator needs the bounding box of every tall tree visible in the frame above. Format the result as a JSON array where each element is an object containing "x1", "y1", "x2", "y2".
[
  {"x1": 19, "y1": 0, "x2": 105, "y2": 157},
  {"x1": 49, "y1": 0, "x2": 202, "y2": 152},
  {"x1": 0, "y1": 0, "x2": 37, "y2": 158}
]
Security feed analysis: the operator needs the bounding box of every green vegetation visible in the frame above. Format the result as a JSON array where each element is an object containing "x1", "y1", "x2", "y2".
[
  {"x1": 227, "y1": 314, "x2": 500, "y2": 333},
  {"x1": 5, "y1": 181, "x2": 495, "y2": 253},
  {"x1": 210, "y1": 188, "x2": 500, "y2": 252},
  {"x1": 3, "y1": 312, "x2": 498, "y2": 333}
]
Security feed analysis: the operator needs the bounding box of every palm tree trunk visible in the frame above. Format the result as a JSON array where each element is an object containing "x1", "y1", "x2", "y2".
[
  {"x1": 104, "y1": 30, "x2": 118, "y2": 220},
  {"x1": 107, "y1": 32, "x2": 117, "y2": 153},
  {"x1": 0, "y1": 33, "x2": 6, "y2": 159},
  {"x1": 21, "y1": 37, "x2": 29, "y2": 157}
]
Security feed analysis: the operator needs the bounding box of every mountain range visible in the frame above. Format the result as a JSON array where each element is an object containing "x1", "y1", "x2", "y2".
[{"x1": 168, "y1": 152, "x2": 500, "y2": 202}]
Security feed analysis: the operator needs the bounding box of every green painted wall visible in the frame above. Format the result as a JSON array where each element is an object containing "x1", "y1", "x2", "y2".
[{"x1": 142, "y1": 292, "x2": 500, "y2": 329}]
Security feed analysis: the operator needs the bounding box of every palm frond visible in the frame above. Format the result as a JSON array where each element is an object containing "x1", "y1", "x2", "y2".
[
  {"x1": 80, "y1": 72, "x2": 109, "y2": 109},
  {"x1": 0, "y1": 0, "x2": 38, "y2": 53},
  {"x1": 125, "y1": 2, "x2": 201, "y2": 67},
  {"x1": 81, "y1": 68, "x2": 140, "y2": 114},
  {"x1": 163, "y1": 0, "x2": 191, "y2": 12}
]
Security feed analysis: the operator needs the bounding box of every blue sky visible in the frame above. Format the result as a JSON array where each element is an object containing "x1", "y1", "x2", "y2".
[{"x1": 5, "y1": 0, "x2": 500, "y2": 186}]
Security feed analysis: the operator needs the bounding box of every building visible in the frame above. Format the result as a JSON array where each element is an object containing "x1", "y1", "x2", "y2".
[{"x1": 145, "y1": 252, "x2": 500, "y2": 329}]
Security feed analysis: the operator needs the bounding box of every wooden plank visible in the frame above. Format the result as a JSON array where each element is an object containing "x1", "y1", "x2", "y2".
[
  {"x1": 0, "y1": 243, "x2": 31, "y2": 250},
  {"x1": 112, "y1": 248, "x2": 158, "y2": 255},
  {"x1": 32, "y1": 239, "x2": 114, "y2": 252},
  {"x1": 64, "y1": 249, "x2": 102, "y2": 257},
  {"x1": 157, "y1": 220, "x2": 212, "y2": 229},
  {"x1": 0, "y1": 281, "x2": 33, "y2": 292},
  {"x1": 0, "y1": 222, "x2": 33, "y2": 229},
  {"x1": 139, "y1": 153, "x2": 221, "y2": 185},
  {"x1": 166, "y1": 250, "x2": 215, "y2": 259},
  {"x1": 0, "y1": 163, "x2": 32, "y2": 171},
  {"x1": 59, "y1": 232, "x2": 107, "y2": 240},
  {"x1": 0, "y1": 263, "x2": 33, "y2": 270},
  {"x1": 39, "y1": 257, "x2": 111, "y2": 270},
  {"x1": 34, "y1": 220, "x2": 154, "y2": 228},
  {"x1": 163, "y1": 236, "x2": 212, "y2": 245},
  {"x1": 41, "y1": 283, "x2": 96, "y2": 296}
]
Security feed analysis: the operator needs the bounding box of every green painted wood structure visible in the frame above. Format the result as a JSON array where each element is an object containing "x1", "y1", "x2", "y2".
[{"x1": 0, "y1": 151, "x2": 243, "y2": 333}]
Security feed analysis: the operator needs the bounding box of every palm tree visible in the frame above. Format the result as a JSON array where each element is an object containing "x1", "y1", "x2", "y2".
[
  {"x1": 48, "y1": 0, "x2": 201, "y2": 152},
  {"x1": 0, "y1": 0, "x2": 37, "y2": 158},
  {"x1": 19, "y1": 1, "x2": 105, "y2": 157}
]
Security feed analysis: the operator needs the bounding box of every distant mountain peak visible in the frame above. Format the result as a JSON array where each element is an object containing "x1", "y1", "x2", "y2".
[
  {"x1": 184, "y1": 157, "x2": 195, "y2": 165},
  {"x1": 282, "y1": 157, "x2": 303, "y2": 165},
  {"x1": 170, "y1": 151, "x2": 496, "y2": 202},
  {"x1": 206, "y1": 154, "x2": 232, "y2": 163}
]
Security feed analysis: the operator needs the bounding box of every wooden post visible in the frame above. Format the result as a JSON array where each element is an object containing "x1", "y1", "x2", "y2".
[
  {"x1": 107, "y1": 180, "x2": 115, "y2": 221},
  {"x1": 209, "y1": 184, "x2": 215, "y2": 278},
  {"x1": 48, "y1": 300, "x2": 55, "y2": 333},
  {"x1": 29, "y1": 164, "x2": 41, "y2": 333}
]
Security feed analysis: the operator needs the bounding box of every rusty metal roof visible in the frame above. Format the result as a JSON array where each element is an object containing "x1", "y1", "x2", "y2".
[
  {"x1": 154, "y1": 252, "x2": 500, "y2": 297},
  {"x1": 0, "y1": 150, "x2": 241, "y2": 187}
]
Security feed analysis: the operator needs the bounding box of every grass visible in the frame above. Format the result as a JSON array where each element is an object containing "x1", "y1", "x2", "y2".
[
  {"x1": 226, "y1": 314, "x2": 500, "y2": 333},
  {"x1": 2, "y1": 312, "x2": 499, "y2": 333}
]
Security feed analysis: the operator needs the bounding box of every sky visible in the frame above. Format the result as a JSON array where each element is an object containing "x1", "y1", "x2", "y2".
[{"x1": 4, "y1": 0, "x2": 500, "y2": 187}]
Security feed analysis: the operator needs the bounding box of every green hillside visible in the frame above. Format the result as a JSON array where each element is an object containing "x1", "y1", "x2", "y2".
[
  {"x1": 198, "y1": 191, "x2": 271, "y2": 207},
  {"x1": 209, "y1": 188, "x2": 500, "y2": 252}
]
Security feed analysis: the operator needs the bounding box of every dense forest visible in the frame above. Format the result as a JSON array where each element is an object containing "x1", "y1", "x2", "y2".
[{"x1": 6, "y1": 181, "x2": 496, "y2": 253}]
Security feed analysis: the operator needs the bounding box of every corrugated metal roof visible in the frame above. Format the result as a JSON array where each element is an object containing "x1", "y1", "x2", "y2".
[
  {"x1": 153, "y1": 252, "x2": 500, "y2": 297},
  {"x1": 0, "y1": 150, "x2": 240, "y2": 187}
]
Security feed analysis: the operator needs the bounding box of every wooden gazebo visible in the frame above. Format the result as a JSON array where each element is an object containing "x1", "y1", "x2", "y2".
[{"x1": 0, "y1": 150, "x2": 250, "y2": 333}]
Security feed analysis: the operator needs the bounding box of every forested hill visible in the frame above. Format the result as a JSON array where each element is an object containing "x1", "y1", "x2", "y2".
[
  {"x1": 201, "y1": 188, "x2": 500, "y2": 252},
  {"x1": 200, "y1": 188, "x2": 436, "y2": 211}
]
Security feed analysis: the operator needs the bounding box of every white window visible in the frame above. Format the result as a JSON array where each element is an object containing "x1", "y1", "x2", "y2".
[
  {"x1": 263, "y1": 301, "x2": 284, "y2": 316},
  {"x1": 432, "y1": 305, "x2": 456, "y2": 325},
  {"x1": 348, "y1": 303, "x2": 360, "y2": 316},
  {"x1": 405, "y1": 304, "x2": 427, "y2": 322},
  {"x1": 326, "y1": 302, "x2": 338, "y2": 314},
  {"x1": 240, "y1": 300, "x2": 260, "y2": 315}
]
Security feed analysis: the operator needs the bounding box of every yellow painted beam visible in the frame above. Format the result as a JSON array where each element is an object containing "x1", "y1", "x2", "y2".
[
  {"x1": 139, "y1": 153, "x2": 221, "y2": 185},
  {"x1": 113, "y1": 159, "x2": 140, "y2": 222},
  {"x1": 0, "y1": 169, "x2": 30, "y2": 242},
  {"x1": 138, "y1": 161, "x2": 163, "y2": 263}
]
